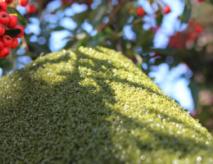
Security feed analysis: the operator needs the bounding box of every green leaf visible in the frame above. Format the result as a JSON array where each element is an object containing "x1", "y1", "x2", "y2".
[
  {"x1": 179, "y1": 0, "x2": 191, "y2": 23},
  {"x1": 189, "y1": 81, "x2": 199, "y2": 110},
  {"x1": 7, "y1": 7, "x2": 27, "y2": 26},
  {"x1": 209, "y1": 0, "x2": 213, "y2": 4}
]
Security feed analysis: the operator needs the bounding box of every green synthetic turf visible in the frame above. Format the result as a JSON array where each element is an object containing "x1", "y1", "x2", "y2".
[{"x1": 0, "y1": 47, "x2": 213, "y2": 163}]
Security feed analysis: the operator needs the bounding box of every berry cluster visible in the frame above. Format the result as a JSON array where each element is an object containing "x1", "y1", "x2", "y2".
[
  {"x1": 169, "y1": 20, "x2": 203, "y2": 49},
  {"x1": 0, "y1": 1, "x2": 24, "y2": 58},
  {"x1": 19, "y1": 0, "x2": 37, "y2": 15},
  {"x1": 136, "y1": 4, "x2": 171, "y2": 17},
  {"x1": 197, "y1": 0, "x2": 205, "y2": 3}
]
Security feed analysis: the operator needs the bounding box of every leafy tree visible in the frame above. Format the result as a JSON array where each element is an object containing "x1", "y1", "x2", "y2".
[{"x1": 0, "y1": 0, "x2": 212, "y2": 131}]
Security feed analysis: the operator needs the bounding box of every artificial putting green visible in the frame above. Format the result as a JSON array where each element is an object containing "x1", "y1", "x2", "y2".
[{"x1": 0, "y1": 47, "x2": 213, "y2": 163}]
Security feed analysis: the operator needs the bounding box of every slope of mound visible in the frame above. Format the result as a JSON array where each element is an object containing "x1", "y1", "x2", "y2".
[{"x1": 0, "y1": 47, "x2": 212, "y2": 163}]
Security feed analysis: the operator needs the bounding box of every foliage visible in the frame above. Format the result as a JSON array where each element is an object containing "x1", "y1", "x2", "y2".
[
  {"x1": 0, "y1": 0, "x2": 192, "y2": 72},
  {"x1": 0, "y1": 47, "x2": 213, "y2": 163},
  {"x1": 0, "y1": 0, "x2": 212, "y2": 130}
]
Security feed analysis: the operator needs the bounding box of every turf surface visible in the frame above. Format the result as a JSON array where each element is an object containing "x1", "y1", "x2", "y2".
[{"x1": 0, "y1": 47, "x2": 213, "y2": 163}]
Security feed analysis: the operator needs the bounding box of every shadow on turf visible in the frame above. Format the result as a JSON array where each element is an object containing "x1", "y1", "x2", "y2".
[{"x1": 0, "y1": 48, "x2": 212, "y2": 163}]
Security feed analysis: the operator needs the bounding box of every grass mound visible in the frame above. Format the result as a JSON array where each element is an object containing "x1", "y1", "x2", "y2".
[{"x1": 0, "y1": 47, "x2": 213, "y2": 163}]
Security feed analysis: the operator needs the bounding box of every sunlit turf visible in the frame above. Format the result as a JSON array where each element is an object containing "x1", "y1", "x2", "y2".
[{"x1": 0, "y1": 47, "x2": 213, "y2": 163}]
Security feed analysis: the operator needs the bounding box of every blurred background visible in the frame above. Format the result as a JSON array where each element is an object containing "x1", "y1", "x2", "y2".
[{"x1": 0, "y1": 0, "x2": 213, "y2": 132}]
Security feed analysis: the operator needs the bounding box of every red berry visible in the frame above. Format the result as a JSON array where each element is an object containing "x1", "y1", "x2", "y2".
[
  {"x1": 5, "y1": 0, "x2": 14, "y2": 4},
  {"x1": 136, "y1": 7, "x2": 145, "y2": 17},
  {"x1": 11, "y1": 38, "x2": 19, "y2": 48},
  {"x1": 19, "y1": 0, "x2": 28, "y2": 6},
  {"x1": 0, "y1": 47, "x2": 10, "y2": 58},
  {"x1": 0, "y1": 2, "x2": 7, "y2": 11},
  {"x1": 0, "y1": 11, "x2": 10, "y2": 25},
  {"x1": 0, "y1": 24, "x2": 5, "y2": 36},
  {"x1": 14, "y1": 25, "x2": 24, "y2": 37},
  {"x1": 0, "y1": 40, "x2": 4, "y2": 49},
  {"x1": 8, "y1": 15, "x2": 18, "y2": 28},
  {"x1": 26, "y1": 4, "x2": 37, "y2": 14},
  {"x1": 61, "y1": 0, "x2": 74, "y2": 5},
  {"x1": 2, "y1": 35, "x2": 13, "y2": 47},
  {"x1": 87, "y1": 0, "x2": 93, "y2": 6},
  {"x1": 195, "y1": 24, "x2": 203, "y2": 33},
  {"x1": 163, "y1": 5, "x2": 171, "y2": 14}
]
